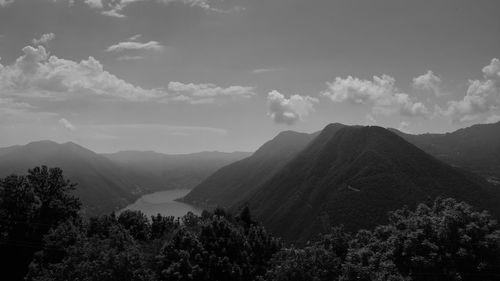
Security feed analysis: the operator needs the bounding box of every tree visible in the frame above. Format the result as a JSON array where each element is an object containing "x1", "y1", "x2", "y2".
[
  {"x1": 118, "y1": 210, "x2": 151, "y2": 241},
  {"x1": 0, "y1": 166, "x2": 80, "y2": 281}
]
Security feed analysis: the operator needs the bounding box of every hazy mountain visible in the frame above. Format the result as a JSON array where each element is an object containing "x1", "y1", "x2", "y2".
[
  {"x1": 241, "y1": 125, "x2": 500, "y2": 242},
  {"x1": 182, "y1": 128, "x2": 326, "y2": 208},
  {"x1": 392, "y1": 121, "x2": 500, "y2": 184},
  {"x1": 0, "y1": 141, "x2": 139, "y2": 215},
  {"x1": 0, "y1": 141, "x2": 250, "y2": 215},
  {"x1": 102, "y1": 150, "x2": 251, "y2": 192}
]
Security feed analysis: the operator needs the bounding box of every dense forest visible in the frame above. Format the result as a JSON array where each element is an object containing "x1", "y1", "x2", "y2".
[{"x1": 2, "y1": 166, "x2": 500, "y2": 281}]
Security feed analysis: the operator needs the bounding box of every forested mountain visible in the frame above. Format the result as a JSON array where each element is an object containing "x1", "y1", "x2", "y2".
[
  {"x1": 244, "y1": 125, "x2": 500, "y2": 242},
  {"x1": 103, "y1": 150, "x2": 251, "y2": 192},
  {"x1": 182, "y1": 128, "x2": 325, "y2": 208},
  {"x1": 184, "y1": 124, "x2": 500, "y2": 243},
  {"x1": 2, "y1": 167, "x2": 500, "y2": 281},
  {"x1": 0, "y1": 141, "x2": 139, "y2": 215},
  {"x1": 392, "y1": 121, "x2": 500, "y2": 184},
  {"x1": 0, "y1": 141, "x2": 249, "y2": 215}
]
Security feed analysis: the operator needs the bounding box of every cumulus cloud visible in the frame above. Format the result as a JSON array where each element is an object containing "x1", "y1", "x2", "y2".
[
  {"x1": 32, "y1": 33, "x2": 55, "y2": 46},
  {"x1": 267, "y1": 90, "x2": 318, "y2": 125},
  {"x1": 0, "y1": 45, "x2": 162, "y2": 101},
  {"x1": 167, "y1": 82, "x2": 254, "y2": 103},
  {"x1": 0, "y1": 44, "x2": 256, "y2": 107},
  {"x1": 441, "y1": 58, "x2": 500, "y2": 122},
  {"x1": 322, "y1": 75, "x2": 429, "y2": 117},
  {"x1": 59, "y1": 118, "x2": 76, "y2": 131},
  {"x1": 106, "y1": 41, "x2": 164, "y2": 52},
  {"x1": 413, "y1": 70, "x2": 443, "y2": 96}
]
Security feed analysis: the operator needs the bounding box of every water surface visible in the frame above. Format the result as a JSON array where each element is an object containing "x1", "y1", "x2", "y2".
[{"x1": 121, "y1": 189, "x2": 201, "y2": 218}]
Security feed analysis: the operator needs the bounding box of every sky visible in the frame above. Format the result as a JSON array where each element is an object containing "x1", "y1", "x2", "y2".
[{"x1": 0, "y1": 0, "x2": 499, "y2": 153}]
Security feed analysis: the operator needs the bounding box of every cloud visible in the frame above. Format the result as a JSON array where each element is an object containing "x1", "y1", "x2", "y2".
[
  {"x1": 397, "y1": 121, "x2": 411, "y2": 133},
  {"x1": 441, "y1": 58, "x2": 500, "y2": 122},
  {"x1": 129, "y1": 34, "x2": 142, "y2": 41},
  {"x1": 0, "y1": 45, "x2": 163, "y2": 101},
  {"x1": 167, "y1": 82, "x2": 255, "y2": 103},
  {"x1": 0, "y1": 97, "x2": 56, "y2": 123},
  {"x1": 252, "y1": 68, "x2": 282, "y2": 74},
  {"x1": 486, "y1": 114, "x2": 500, "y2": 124},
  {"x1": 117, "y1": 55, "x2": 144, "y2": 61},
  {"x1": 59, "y1": 118, "x2": 76, "y2": 131},
  {"x1": 322, "y1": 75, "x2": 429, "y2": 117},
  {"x1": 0, "y1": 0, "x2": 14, "y2": 7},
  {"x1": 32, "y1": 33, "x2": 55, "y2": 46},
  {"x1": 366, "y1": 114, "x2": 377, "y2": 124},
  {"x1": 84, "y1": 0, "x2": 243, "y2": 18},
  {"x1": 106, "y1": 41, "x2": 164, "y2": 52},
  {"x1": 267, "y1": 90, "x2": 318, "y2": 125},
  {"x1": 413, "y1": 70, "x2": 443, "y2": 96}
]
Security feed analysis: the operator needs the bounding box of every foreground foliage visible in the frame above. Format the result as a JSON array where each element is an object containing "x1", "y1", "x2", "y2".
[{"x1": 1, "y1": 167, "x2": 500, "y2": 281}]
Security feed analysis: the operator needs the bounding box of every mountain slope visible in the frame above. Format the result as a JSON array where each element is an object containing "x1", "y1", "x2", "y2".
[
  {"x1": 392, "y1": 121, "x2": 500, "y2": 184},
  {"x1": 182, "y1": 127, "x2": 333, "y2": 208},
  {"x1": 0, "y1": 141, "x2": 250, "y2": 215},
  {"x1": 103, "y1": 150, "x2": 251, "y2": 192},
  {"x1": 0, "y1": 141, "x2": 140, "y2": 215},
  {"x1": 240, "y1": 125, "x2": 500, "y2": 242}
]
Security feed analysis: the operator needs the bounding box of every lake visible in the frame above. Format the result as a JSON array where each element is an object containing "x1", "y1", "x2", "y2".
[{"x1": 121, "y1": 189, "x2": 201, "y2": 218}]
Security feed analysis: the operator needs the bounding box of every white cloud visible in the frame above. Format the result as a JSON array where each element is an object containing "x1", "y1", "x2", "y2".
[
  {"x1": 267, "y1": 90, "x2": 318, "y2": 125},
  {"x1": 106, "y1": 41, "x2": 164, "y2": 52},
  {"x1": 397, "y1": 121, "x2": 411, "y2": 133},
  {"x1": 101, "y1": 9, "x2": 126, "y2": 18},
  {"x1": 59, "y1": 118, "x2": 76, "y2": 131},
  {"x1": 322, "y1": 75, "x2": 429, "y2": 117},
  {"x1": 168, "y1": 82, "x2": 255, "y2": 99},
  {"x1": 0, "y1": 0, "x2": 14, "y2": 7},
  {"x1": 0, "y1": 45, "x2": 163, "y2": 101},
  {"x1": 413, "y1": 70, "x2": 443, "y2": 96},
  {"x1": 486, "y1": 114, "x2": 500, "y2": 124},
  {"x1": 84, "y1": 0, "x2": 243, "y2": 18},
  {"x1": 441, "y1": 58, "x2": 500, "y2": 122},
  {"x1": 129, "y1": 34, "x2": 142, "y2": 41},
  {"x1": 32, "y1": 33, "x2": 55, "y2": 46}
]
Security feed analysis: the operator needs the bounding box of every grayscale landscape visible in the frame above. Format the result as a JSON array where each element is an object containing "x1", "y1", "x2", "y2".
[{"x1": 1, "y1": 1, "x2": 500, "y2": 280}]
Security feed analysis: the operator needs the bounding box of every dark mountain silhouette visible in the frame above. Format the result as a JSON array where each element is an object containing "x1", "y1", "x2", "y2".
[
  {"x1": 242, "y1": 125, "x2": 500, "y2": 242},
  {"x1": 392, "y1": 121, "x2": 500, "y2": 184},
  {"x1": 182, "y1": 128, "x2": 329, "y2": 208},
  {"x1": 103, "y1": 150, "x2": 251, "y2": 192},
  {"x1": 0, "y1": 141, "x2": 249, "y2": 215}
]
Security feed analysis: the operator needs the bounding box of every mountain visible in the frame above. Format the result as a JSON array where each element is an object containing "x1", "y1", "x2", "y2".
[
  {"x1": 182, "y1": 128, "x2": 326, "y2": 208},
  {"x1": 0, "y1": 141, "x2": 250, "y2": 215},
  {"x1": 242, "y1": 125, "x2": 500, "y2": 242},
  {"x1": 392, "y1": 121, "x2": 500, "y2": 184},
  {"x1": 102, "y1": 150, "x2": 251, "y2": 192},
  {"x1": 0, "y1": 141, "x2": 140, "y2": 215}
]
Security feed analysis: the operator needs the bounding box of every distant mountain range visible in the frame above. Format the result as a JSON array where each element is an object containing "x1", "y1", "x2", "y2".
[
  {"x1": 183, "y1": 122, "x2": 500, "y2": 242},
  {"x1": 0, "y1": 141, "x2": 250, "y2": 215},
  {"x1": 391, "y1": 121, "x2": 500, "y2": 184}
]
